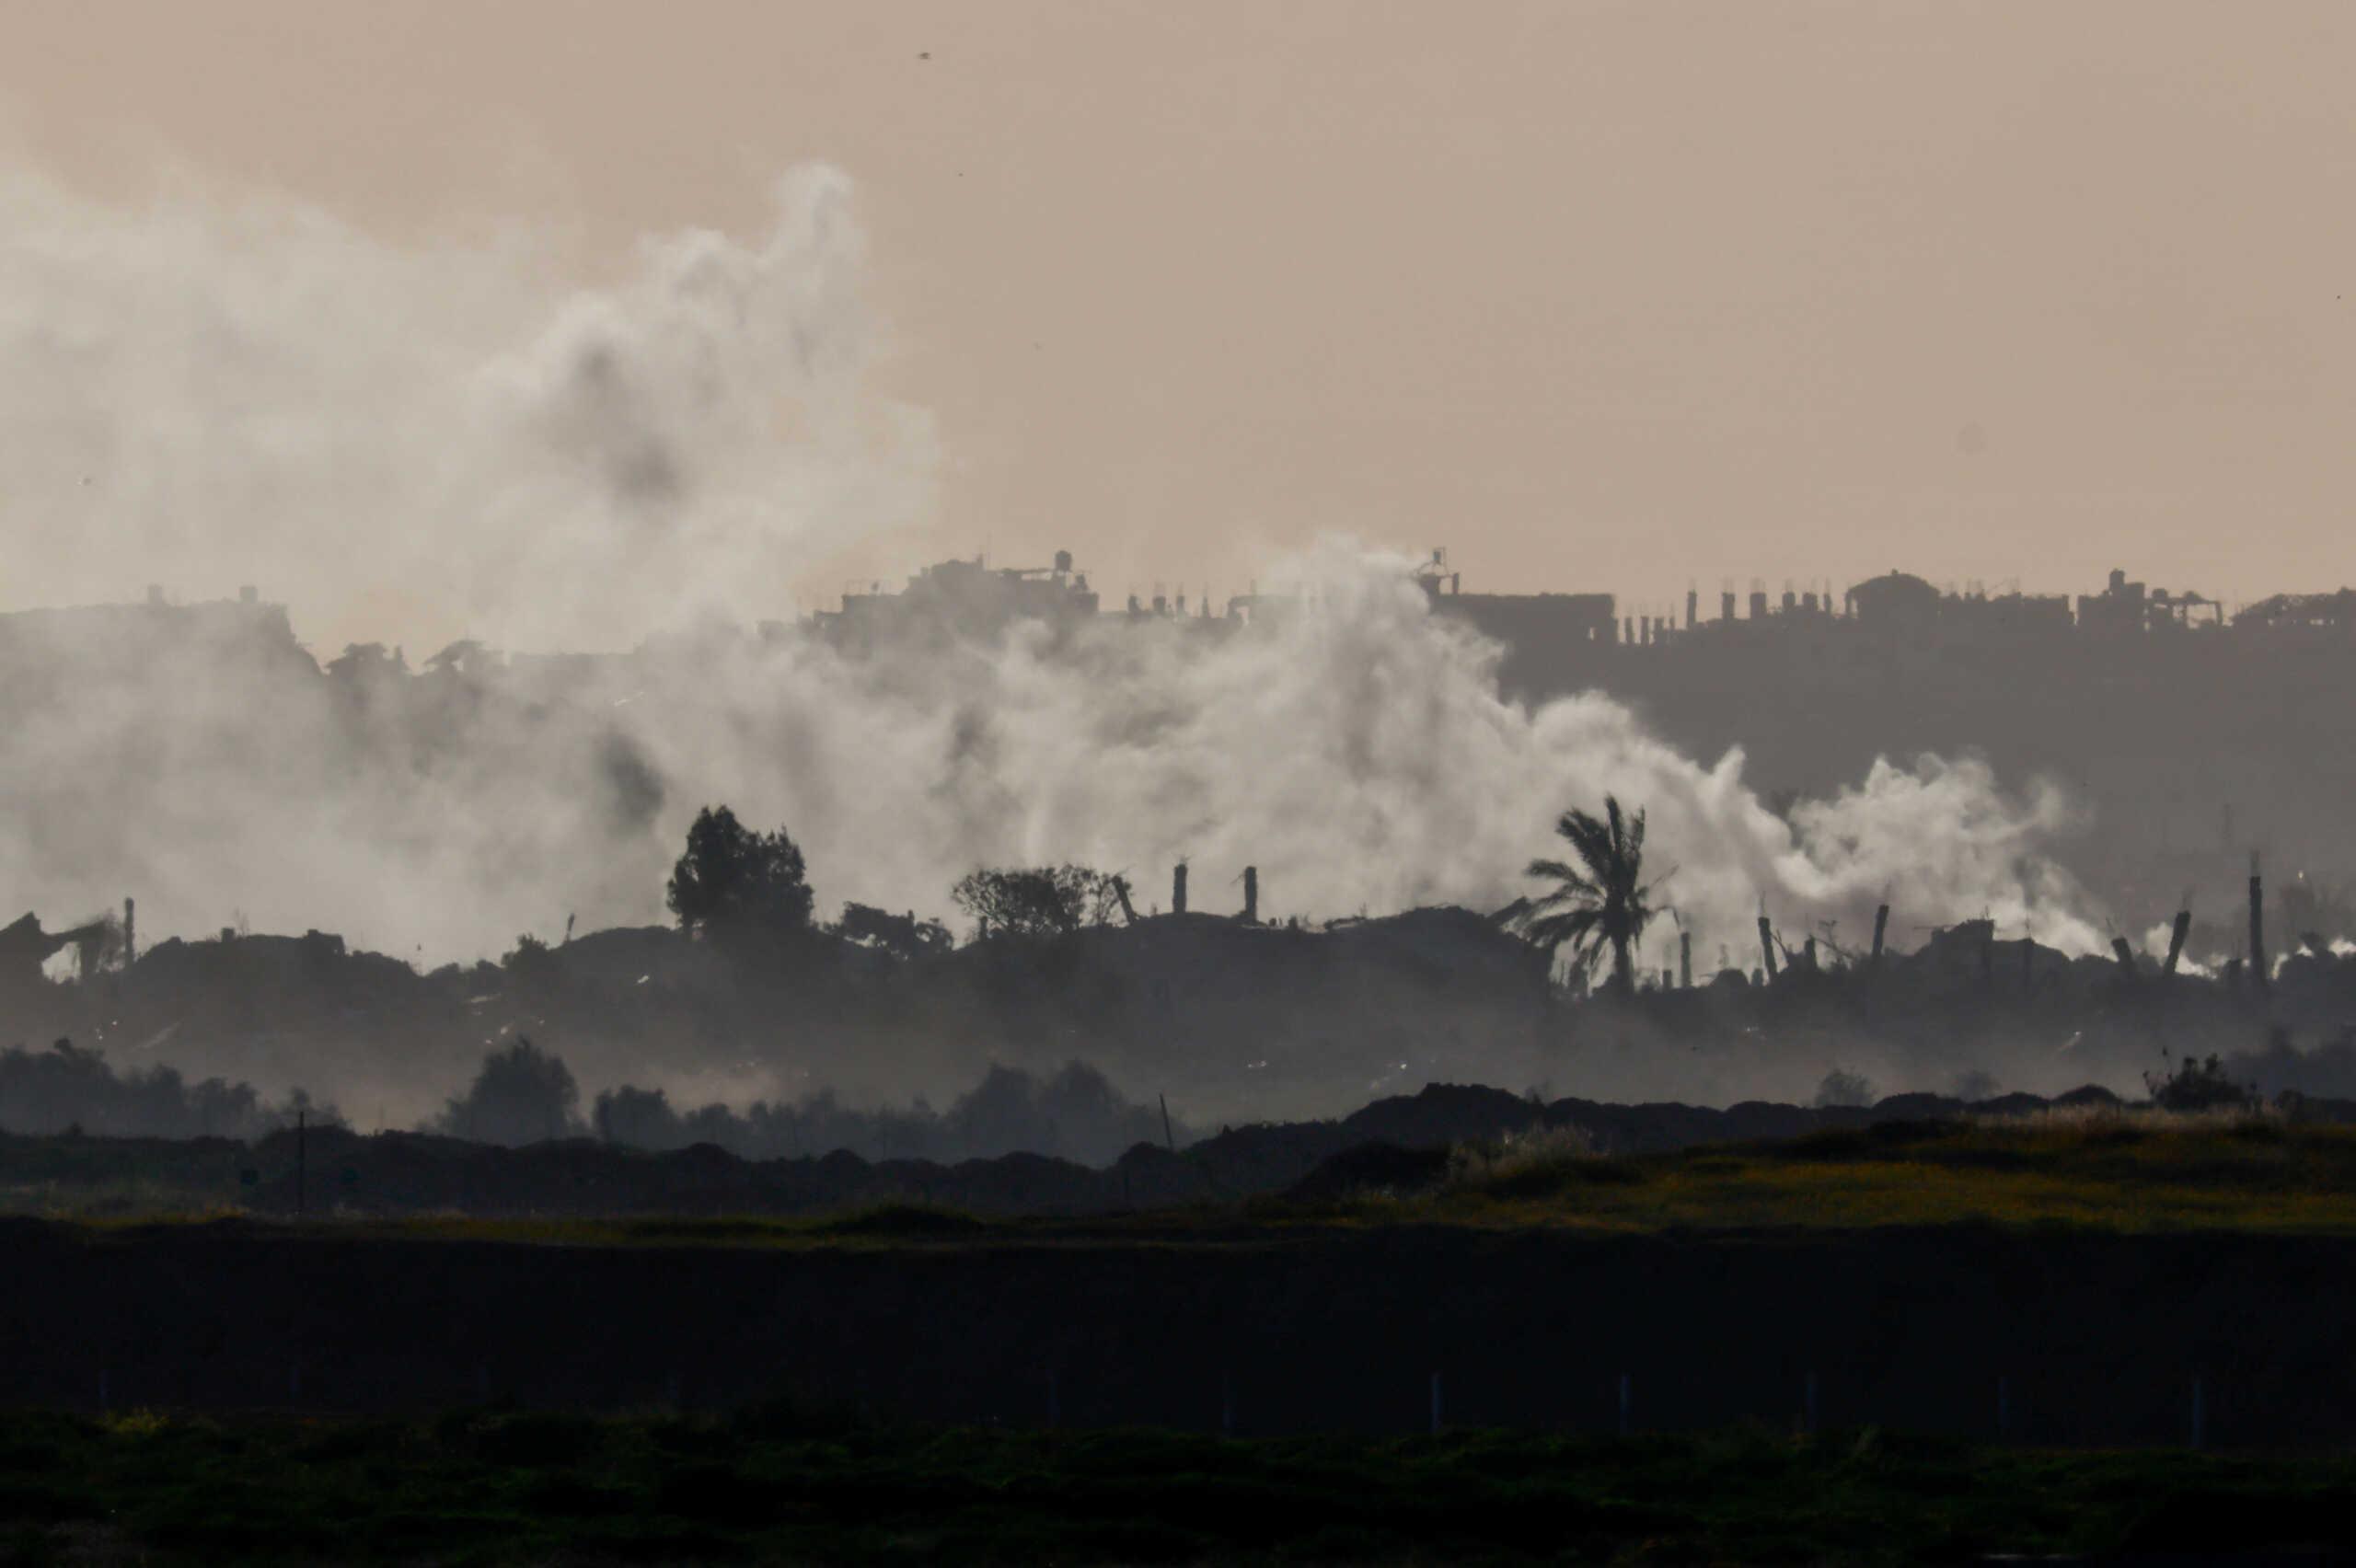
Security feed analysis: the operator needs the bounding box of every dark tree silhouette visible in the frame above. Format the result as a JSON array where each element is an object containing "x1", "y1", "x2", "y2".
[
  {"x1": 951, "y1": 865, "x2": 1122, "y2": 940},
  {"x1": 2144, "y1": 1052, "x2": 2255, "y2": 1113},
  {"x1": 1508, "y1": 794, "x2": 1657, "y2": 995},
  {"x1": 665, "y1": 806, "x2": 814, "y2": 939},
  {"x1": 502, "y1": 931, "x2": 561, "y2": 995},
  {"x1": 0, "y1": 1036, "x2": 328, "y2": 1139},
  {"x1": 437, "y1": 1038, "x2": 580, "y2": 1146}
]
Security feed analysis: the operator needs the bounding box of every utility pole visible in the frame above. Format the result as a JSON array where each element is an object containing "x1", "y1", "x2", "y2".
[{"x1": 2249, "y1": 851, "x2": 2269, "y2": 998}]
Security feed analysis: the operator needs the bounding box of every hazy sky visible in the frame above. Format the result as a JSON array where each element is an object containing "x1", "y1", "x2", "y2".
[{"x1": 4, "y1": 0, "x2": 2351, "y2": 638}]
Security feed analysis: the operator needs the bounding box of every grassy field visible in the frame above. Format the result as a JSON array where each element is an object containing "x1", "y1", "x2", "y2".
[
  {"x1": 17, "y1": 1111, "x2": 2356, "y2": 1245},
  {"x1": 1390, "y1": 1111, "x2": 2356, "y2": 1235},
  {"x1": 11, "y1": 1120, "x2": 2356, "y2": 1562},
  {"x1": 0, "y1": 1405, "x2": 2349, "y2": 1565}
]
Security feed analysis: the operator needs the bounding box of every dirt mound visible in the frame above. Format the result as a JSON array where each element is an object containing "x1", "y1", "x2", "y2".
[{"x1": 1284, "y1": 1142, "x2": 1452, "y2": 1202}]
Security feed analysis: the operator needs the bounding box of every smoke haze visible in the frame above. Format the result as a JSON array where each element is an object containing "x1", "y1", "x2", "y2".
[
  {"x1": 2, "y1": 161, "x2": 930, "y2": 652},
  {"x1": 0, "y1": 163, "x2": 2107, "y2": 976}
]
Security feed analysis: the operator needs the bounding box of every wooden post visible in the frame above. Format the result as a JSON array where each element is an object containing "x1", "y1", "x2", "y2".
[{"x1": 1172, "y1": 863, "x2": 1188, "y2": 916}]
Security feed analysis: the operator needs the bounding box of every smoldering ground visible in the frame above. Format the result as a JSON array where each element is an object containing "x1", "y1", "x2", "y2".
[{"x1": 0, "y1": 160, "x2": 2126, "y2": 1119}]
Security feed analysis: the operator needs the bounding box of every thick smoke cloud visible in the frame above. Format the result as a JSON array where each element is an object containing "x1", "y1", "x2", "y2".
[
  {"x1": 0, "y1": 161, "x2": 930, "y2": 651},
  {"x1": 0, "y1": 161, "x2": 2108, "y2": 972}
]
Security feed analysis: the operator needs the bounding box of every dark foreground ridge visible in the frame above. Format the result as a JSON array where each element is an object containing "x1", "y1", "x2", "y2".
[
  {"x1": 7, "y1": 1219, "x2": 2356, "y2": 1453},
  {"x1": 0, "y1": 1079, "x2": 2239, "y2": 1217},
  {"x1": 0, "y1": 1408, "x2": 2350, "y2": 1567}
]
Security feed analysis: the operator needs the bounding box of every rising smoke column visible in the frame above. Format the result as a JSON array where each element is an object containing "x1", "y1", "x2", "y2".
[
  {"x1": 652, "y1": 542, "x2": 2106, "y2": 964},
  {"x1": 0, "y1": 160, "x2": 2107, "y2": 964}
]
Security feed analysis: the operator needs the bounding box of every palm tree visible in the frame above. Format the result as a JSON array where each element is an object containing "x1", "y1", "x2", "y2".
[{"x1": 1508, "y1": 795, "x2": 1657, "y2": 996}]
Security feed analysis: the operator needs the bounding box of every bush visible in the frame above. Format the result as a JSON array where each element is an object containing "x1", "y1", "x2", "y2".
[
  {"x1": 1442, "y1": 1124, "x2": 1624, "y2": 1197},
  {"x1": 2143, "y1": 1054, "x2": 2255, "y2": 1113},
  {"x1": 1813, "y1": 1069, "x2": 1877, "y2": 1109},
  {"x1": 436, "y1": 1040, "x2": 582, "y2": 1146}
]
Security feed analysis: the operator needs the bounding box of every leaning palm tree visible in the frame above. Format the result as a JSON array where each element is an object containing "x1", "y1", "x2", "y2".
[{"x1": 1508, "y1": 795, "x2": 1657, "y2": 996}]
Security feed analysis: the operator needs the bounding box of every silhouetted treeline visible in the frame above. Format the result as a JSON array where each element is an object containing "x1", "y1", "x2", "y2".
[
  {"x1": 17, "y1": 843, "x2": 2356, "y2": 1144},
  {"x1": 0, "y1": 1031, "x2": 1175, "y2": 1165},
  {"x1": 588, "y1": 1060, "x2": 1173, "y2": 1168},
  {"x1": 423, "y1": 1037, "x2": 1176, "y2": 1165},
  {"x1": 0, "y1": 1037, "x2": 338, "y2": 1139}
]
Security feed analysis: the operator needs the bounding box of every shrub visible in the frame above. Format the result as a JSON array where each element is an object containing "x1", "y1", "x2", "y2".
[
  {"x1": 1813, "y1": 1069, "x2": 1877, "y2": 1109},
  {"x1": 2143, "y1": 1054, "x2": 2255, "y2": 1113},
  {"x1": 1442, "y1": 1124, "x2": 1623, "y2": 1197}
]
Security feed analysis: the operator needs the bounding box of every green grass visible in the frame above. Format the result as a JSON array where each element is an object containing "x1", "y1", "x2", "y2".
[
  {"x1": 33, "y1": 1115, "x2": 2356, "y2": 1245},
  {"x1": 1350, "y1": 1111, "x2": 2356, "y2": 1236},
  {"x1": 0, "y1": 1405, "x2": 2349, "y2": 1564}
]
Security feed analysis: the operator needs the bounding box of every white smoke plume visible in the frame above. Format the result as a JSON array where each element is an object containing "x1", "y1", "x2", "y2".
[
  {"x1": 0, "y1": 161, "x2": 930, "y2": 651},
  {"x1": 0, "y1": 161, "x2": 2108, "y2": 974}
]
